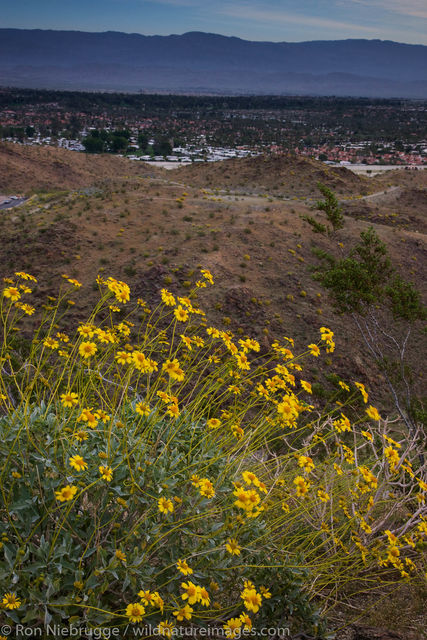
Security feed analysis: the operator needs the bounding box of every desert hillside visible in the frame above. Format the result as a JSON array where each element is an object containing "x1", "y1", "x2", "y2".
[
  {"x1": 1, "y1": 143, "x2": 425, "y2": 407},
  {"x1": 0, "y1": 141, "x2": 164, "y2": 193},
  {"x1": 174, "y1": 153, "x2": 381, "y2": 196}
]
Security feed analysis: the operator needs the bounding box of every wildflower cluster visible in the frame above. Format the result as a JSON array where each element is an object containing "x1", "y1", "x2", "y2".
[{"x1": 0, "y1": 271, "x2": 425, "y2": 635}]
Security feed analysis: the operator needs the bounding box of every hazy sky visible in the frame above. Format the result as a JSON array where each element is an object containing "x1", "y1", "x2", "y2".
[{"x1": 2, "y1": 0, "x2": 427, "y2": 44}]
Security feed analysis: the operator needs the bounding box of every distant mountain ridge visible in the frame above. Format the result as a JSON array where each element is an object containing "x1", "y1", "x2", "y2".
[{"x1": 1, "y1": 29, "x2": 426, "y2": 97}]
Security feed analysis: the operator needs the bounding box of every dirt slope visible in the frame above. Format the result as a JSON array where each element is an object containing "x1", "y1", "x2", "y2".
[
  {"x1": 0, "y1": 147, "x2": 425, "y2": 408},
  {"x1": 172, "y1": 153, "x2": 381, "y2": 196},
  {"x1": 0, "y1": 142, "x2": 164, "y2": 194}
]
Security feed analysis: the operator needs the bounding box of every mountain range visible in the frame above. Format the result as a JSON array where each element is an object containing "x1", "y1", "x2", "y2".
[{"x1": 0, "y1": 29, "x2": 426, "y2": 97}]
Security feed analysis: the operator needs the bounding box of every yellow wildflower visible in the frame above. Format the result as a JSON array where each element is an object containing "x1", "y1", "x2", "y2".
[
  {"x1": 15, "y1": 271, "x2": 37, "y2": 282},
  {"x1": 198, "y1": 586, "x2": 210, "y2": 607},
  {"x1": 333, "y1": 413, "x2": 352, "y2": 433},
  {"x1": 116, "y1": 350, "x2": 132, "y2": 365},
  {"x1": 60, "y1": 392, "x2": 79, "y2": 408},
  {"x1": 158, "y1": 497, "x2": 174, "y2": 514},
  {"x1": 77, "y1": 324, "x2": 95, "y2": 337},
  {"x1": 16, "y1": 302, "x2": 35, "y2": 315},
  {"x1": 298, "y1": 455, "x2": 315, "y2": 473},
  {"x1": 242, "y1": 471, "x2": 258, "y2": 486},
  {"x1": 180, "y1": 335, "x2": 193, "y2": 350},
  {"x1": 259, "y1": 586, "x2": 271, "y2": 598},
  {"x1": 384, "y1": 446, "x2": 400, "y2": 472},
  {"x1": 3, "y1": 286, "x2": 20, "y2": 302},
  {"x1": 126, "y1": 602, "x2": 145, "y2": 623},
  {"x1": 366, "y1": 405, "x2": 381, "y2": 421},
  {"x1": 55, "y1": 485, "x2": 78, "y2": 502},
  {"x1": 2, "y1": 592, "x2": 21, "y2": 609},
  {"x1": 300, "y1": 380, "x2": 312, "y2": 394},
  {"x1": 199, "y1": 478, "x2": 215, "y2": 499},
  {"x1": 161, "y1": 289, "x2": 176, "y2": 306},
  {"x1": 73, "y1": 430, "x2": 88, "y2": 443},
  {"x1": 166, "y1": 403, "x2": 180, "y2": 419},
  {"x1": 78, "y1": 408, "x2": 98, "y2": 428},
  {"x1": 240, "y1": 613, "x2": 253, "y2": 631},
  {"x1": 69, "y1": 455, "x2": 87, "y2": 472},
  {"x1": 317, "y1": 489, "x2": 330, "y2": 502},
  {"x1": 162, "y1": 358, "x2": 185, "y2": 381},
  {"x1": 78, "y1": 341, "x2": 97, "y2": 358},
  {"x1": 294, "y1": 476, "x2": 310, "y2": 497},
  {"x1": 174, "y1": 305, "x2": 189, "y2": 322},
  {"x1": 308, "y1": 343, "x2": 320, "y2": 357},
  {"x1": 235, "y1": 351, "x2": 250, "y2": 370},
  {"x1": 241, "y1": 587, "x2": 262, "y2": 613},
  {"x1": 135, "y1": 401, "x2": 151, "y2": 416},
  {"x1": 224, "y1": 618, "x2": 242, "y2": 639},
  {"x1": 181, "y1": 581, "x2": 199, "y2": 605},
  {"x1": 115, "y1": 549, "x2": 127, "y2": 562},
  {"x1": 158, "y1": 621, "x2": 174, "y2": 637},
  {"x1": 201, "y1": 269, "x2": 214, "y2": 284},
  {"x1": 355, "y1": 381, "x2": 368, "y2": 403},
  {"x1": 43, "y1": 337, "x2": 59, "y2": 349},
  {"x1": 207, "y1": 418, "x2": 221, "y2": 430},
  {"x1": 177, "y1": 559, "x2": 193, "y2": 575},
  {"x1": 99, "y1": 465, "x2": 113, "y2": 482},
  {"x1": 226, "y1": 538, "x2": 241, "y2": 555},
  {"x1": 173, "y1": 604, "x2": 193, "y2": 621}
]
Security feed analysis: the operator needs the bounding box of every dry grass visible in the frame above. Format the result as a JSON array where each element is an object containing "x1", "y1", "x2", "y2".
[
  {"x1": 0, "y1": 141, "x2": 164, "y2": 193},
  {"x1": 173, "y1": 153, "x2": 382, "y2": 196},
  {"x1": 332, "y1": 582, "x2": 427, "y2": 640}
]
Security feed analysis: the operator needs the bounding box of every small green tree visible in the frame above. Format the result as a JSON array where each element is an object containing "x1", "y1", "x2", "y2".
[
  {"x1": 306, "y1": 184, "x2": 426, "y2": 442},
  {"x1": 110, "y1": 135, "x2": 129, "y2": 153},
  {"x1": 303, "y1": 182, "x2": 344, "y2": 234},
  {"x1": 82, "y1": 135, "x2": 105, "y2": 154},
  {"x1": 153, "y1": 138, "x2": 173, "y2": 157},
  {"x1": 138, "y1": 132, "x2": 149, "y2": 152}
]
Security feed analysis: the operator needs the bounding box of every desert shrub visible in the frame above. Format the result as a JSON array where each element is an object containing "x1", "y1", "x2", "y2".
[{"x1": 0, "y1": 273, "x2": 426, "y2": 637}]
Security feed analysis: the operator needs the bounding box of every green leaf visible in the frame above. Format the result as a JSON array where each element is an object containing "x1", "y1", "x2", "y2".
[{"x1": 3, "y1": 544, "x2": 15, "y2": 569}]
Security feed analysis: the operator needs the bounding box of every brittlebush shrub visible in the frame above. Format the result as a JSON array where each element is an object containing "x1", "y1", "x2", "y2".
[{"x1": 0, "y1": 272, "x2": 426, "y2": 637}]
